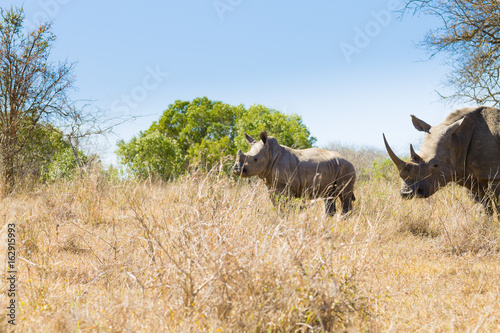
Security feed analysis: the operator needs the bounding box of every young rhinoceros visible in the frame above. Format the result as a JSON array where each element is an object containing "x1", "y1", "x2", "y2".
[{"x1": 233, "y1": 132, "x2": 356, "y2": 215}]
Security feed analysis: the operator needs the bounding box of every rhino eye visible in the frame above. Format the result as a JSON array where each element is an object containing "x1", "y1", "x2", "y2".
[
  {"x1": 433, "y1": 164, "x2": 438, "y2": 168},
  {"x1": 254, "y1": 158, "x2": 258, "y2": 162}
]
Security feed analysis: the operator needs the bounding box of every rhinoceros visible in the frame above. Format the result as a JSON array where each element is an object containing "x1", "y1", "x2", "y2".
[
  {"x1": 383, "y1": 106, "x2": 500, "y2": 211},
  {"x1": 233, "y1": 131, "x2": 356, "y2": 215}
]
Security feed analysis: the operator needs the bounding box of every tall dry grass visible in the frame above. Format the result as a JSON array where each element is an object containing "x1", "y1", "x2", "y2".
[{"x1": 1, "y1": 160, "x2": 500, "y2": 332}]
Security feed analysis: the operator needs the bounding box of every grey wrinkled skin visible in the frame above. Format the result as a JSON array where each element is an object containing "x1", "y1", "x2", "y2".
[
  {"x1": 384, "y1": 106, "x2": 500, "y2": 212},
  {"x1": 233, "y1": 131, "x2": 356, "y2": 215}
]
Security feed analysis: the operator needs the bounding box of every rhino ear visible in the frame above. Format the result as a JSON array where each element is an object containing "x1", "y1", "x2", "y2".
[
  {"x1": 447, "y1": 117, "x2": 466, "y2": 134},
  {"x1": 411, "y1": 115, "x2": 431, "y2": 133},
  {"x1": 245, "y1": 133, "x2": 256, "y2": 145},
  {"x1": 260, "y1": 131, "x2": 268, "y2": 145}
]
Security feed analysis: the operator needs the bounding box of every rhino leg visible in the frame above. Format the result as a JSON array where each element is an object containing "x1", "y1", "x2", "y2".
[
  {"x1": 337, "y1": 177, "x2": 355, "y2": 215},
  {"x1": 324, "y1": 198, "x2": 337, "y2": 216},
  {"x1": 474, "y1": 195, "x2": 496, "y2": 215},
  {"x1": 340, "y1": 193, "x2": 354, "y2": 214},
  {"x1": 479, "y1": 194, "x2": 499, "y2": 215},
  {"x1": 469, "y1": 183, "x2": 499, "y2": 215}
]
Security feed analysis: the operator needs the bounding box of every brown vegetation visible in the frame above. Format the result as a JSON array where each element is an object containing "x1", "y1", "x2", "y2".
[{"x1": 1, "y1": 157, "x2": 499, "y2": 331}]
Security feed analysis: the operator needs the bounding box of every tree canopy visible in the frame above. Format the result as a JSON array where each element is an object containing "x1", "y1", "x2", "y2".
[{"x1": 116, "y1": 97, "x2": 316, "y2": 180}]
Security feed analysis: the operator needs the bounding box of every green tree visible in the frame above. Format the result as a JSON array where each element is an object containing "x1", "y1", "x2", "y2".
[
  {"x1": 43, "y1": 147, "x2": 89, "y2": 181},
  {"x1": 117, "y1": 97, "x2": 316, "y2": 180},
  {"x1": 0, "y1": 120, "x2": 89, "y2": 183},
  {"x1": 235, "y1": 104, "x2": 316, "y2": 149},
  {"x1": 116, "y1": 131, "x2": 183, "y2": 180},
  {"x1": 19, "y1": 124, "x2": 68, "y2": 176}
]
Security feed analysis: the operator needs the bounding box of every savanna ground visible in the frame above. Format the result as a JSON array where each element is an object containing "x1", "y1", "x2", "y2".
[{"x1": 1, "y1": 148, "x2": 499, "y2": 332}]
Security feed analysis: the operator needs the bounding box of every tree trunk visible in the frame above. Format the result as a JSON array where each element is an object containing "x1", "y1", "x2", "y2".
[{"x1": 1, "y1": 151, "x2": 15, "y2": 195}]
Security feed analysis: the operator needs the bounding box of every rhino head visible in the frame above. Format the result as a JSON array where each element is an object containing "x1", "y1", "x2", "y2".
[
  {"x1": 233, "y1": 132, "x2": 272, "y2": 177},
  {"x1": 384, "y1": 114, "x2": 467, "y2": 199}
]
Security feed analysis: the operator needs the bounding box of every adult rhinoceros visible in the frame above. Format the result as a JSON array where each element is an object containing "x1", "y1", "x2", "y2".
[
  {"x1": 233, "y1": 131, "x2": 356, "y2": 215},
  {"x1": 383, "y1": 106, "x2": 500, "y2": 211}
]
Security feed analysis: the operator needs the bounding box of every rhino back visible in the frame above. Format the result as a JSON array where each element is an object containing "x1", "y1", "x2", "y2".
[
  {"x1": 284, "y1": 147, "x2": 349, "y2": 195},
  {"x1": 481, "y1": 106, "x2": 500, "y2": 138},
  {"x1": 444, "y1": 107, "x2": 479, "y2": 125}
]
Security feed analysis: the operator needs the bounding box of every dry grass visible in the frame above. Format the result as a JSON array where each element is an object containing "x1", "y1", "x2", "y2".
[{"x1": 1, "y1": 165, "x2": 500, "y2": 332}]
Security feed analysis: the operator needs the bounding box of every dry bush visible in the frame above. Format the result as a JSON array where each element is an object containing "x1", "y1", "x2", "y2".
[{"x1": 0, "y1": 164, "x2": 499, "y2": 332}]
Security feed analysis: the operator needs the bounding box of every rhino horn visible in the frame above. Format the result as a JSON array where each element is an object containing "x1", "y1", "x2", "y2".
[
  {"x1": 244, "y1": 133, "x2": 256, "y2": 145},
  {"x1": 383, "y1": 134, "x2": 405, "y2": 170},
  {"x1": 410, "y1": 144, "x2": 424, "y2": 163}
]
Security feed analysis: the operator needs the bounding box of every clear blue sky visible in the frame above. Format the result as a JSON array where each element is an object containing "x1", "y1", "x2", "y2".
[{"x1": 9, "y1": 0, "x2": 461, "y2": 164}]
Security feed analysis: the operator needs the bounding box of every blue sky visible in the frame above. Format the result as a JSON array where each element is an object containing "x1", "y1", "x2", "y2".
[{"x1": 8, "y1": 0, "x2": 461, "y2": 164}]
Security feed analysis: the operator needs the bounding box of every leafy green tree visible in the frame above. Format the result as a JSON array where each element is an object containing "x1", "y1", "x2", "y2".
[
  {"x1": 0, "y1": 119, "x2": 89, "y2": 183},
  {"x1": 116, "y1": 130, "x2": 183, "y2": 180},
  {"x1": 117, "y1": 97, "x2": 316, "y2": 180},
  {"x1": 235, "y1": 104, "x2": 316, "y2": 149},
  {"x1": 43, "y1": 147, "x2": 89, "y2": 181},
  {"x1": 19, "y1": 124, "x2": 69, "y2": 176},
  {"x1": 15, "y1": 122, "x2": 90, "y2": 182}
]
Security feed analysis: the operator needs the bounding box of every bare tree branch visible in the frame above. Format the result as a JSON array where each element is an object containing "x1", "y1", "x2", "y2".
[{"x1": 403, "y1": 0, "x2": 500, "y2": 106}]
